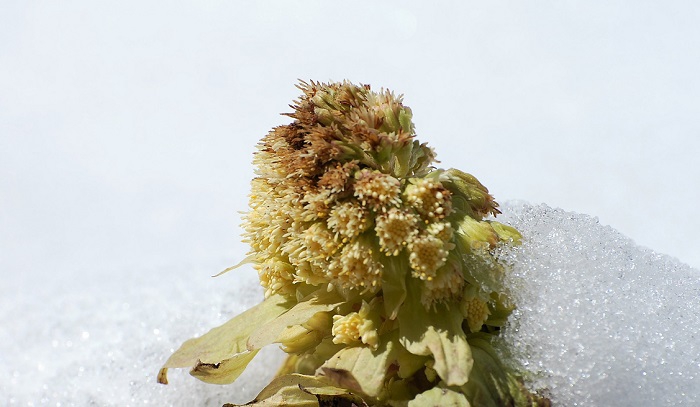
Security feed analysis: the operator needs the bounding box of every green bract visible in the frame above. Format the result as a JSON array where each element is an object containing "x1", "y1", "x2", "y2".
[{"x1": 159, "y1": 81, "x2": 550, "y2": 406}]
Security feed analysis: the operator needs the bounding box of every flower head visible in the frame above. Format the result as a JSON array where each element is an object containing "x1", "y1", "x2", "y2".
[
  {"x1": 327, "y1": 200, "x2": 370, "y2": 240},
  {"x1": 354, "y1": 169, "x2": 402, "y2": 211},
  {"x1": 408, "y1": 233, "x2": 450, "y2": 281},
  {"x1": 241, "y1": 80, "x2": 444, "y2": 299},
  {"x1": 375, "y1": 207, "x2": 418, "y2": 256},
  {"x1": 328, "y1": 236, "x2": 383, "y2": 294},
  {"x1": 160, "y1": 80, "x2": 549, "y2": 407},
  {"x1": 404, "y1": 177, "x2": 452, "y2": 220},
  {"x1": 461, "y1": 293, "x2": 491, "y2": 333},
  {"x1": 331, "y1": 301, "x2": 379, "y2": 350}
]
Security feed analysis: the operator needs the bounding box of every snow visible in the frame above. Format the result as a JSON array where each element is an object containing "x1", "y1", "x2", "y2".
[
  {"x1": 1, "y1": 263, "x2": 285, "y2": 406},
  {"x1": 3, "y1": 202, "x2": 698, "y2": 406},
  {"x1": 496, "y1": 202, "x2": 700, "y2": 406}
]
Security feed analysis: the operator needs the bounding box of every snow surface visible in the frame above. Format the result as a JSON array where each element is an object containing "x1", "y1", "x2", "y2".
[
  {"x1": 3, "y1": 202, "x2": 698, "y2": 406},
  {"x1": 496, "y1": 202, "x2": 700, "y2": 406}
]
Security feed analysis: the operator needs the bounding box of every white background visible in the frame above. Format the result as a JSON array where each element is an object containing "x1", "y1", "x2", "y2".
[{"x1": 2, "y1": 0, "x2": 699, "y2": 290}]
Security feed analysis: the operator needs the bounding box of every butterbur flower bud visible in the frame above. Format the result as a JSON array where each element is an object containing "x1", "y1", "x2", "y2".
[
  {"x1": 375, "y1": 207, "x2": 418, "y2": 256},
  {"x1": 354, "y1": 169, "x2": 402, "y2": 210},
  {"x1": 302, "y1": 222, "x2": 339, "y2": 261},
  {"x1": 327, "y1": 201, "x2": 370, "y2": 240},
  {"x1": 329, "y1": 235, "x2": 383, "y2": 293},
  {"x1": 331, "y1": 301, "x2": 379, "y2": 350},
  {"x1": 159, "y1": 80, "x2": 549, "y2": 407},
  {"x1": 426, "y1": 221, "x2": 453, "y2": 243},
  {"x1": 408, "y1": 233, "x2": 449, "y2": 280},
  {"x1": 460, "y1": 286, "x2": 491, "y2": 333},
  {"x1": 441, "y1": 168, "x2": 500, "y2": 219},
  {"x1": 403, "y1": 177, "x2": 452, "y2": 220},
  {"x1": 258, "y1": 258, "x2": 296, "y2": 297},
  {"x1": 279, "y1": 325, "x2": 325, "y2": 354},
  {"x1": 421, "y1": 259, "x2": 464, "y2": 309}
]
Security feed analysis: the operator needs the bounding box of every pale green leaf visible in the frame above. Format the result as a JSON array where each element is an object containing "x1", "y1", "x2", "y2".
[
  {"x1": 247, "y1": 290, "x2": 343, "y2": 350},
  {"x1": 489, "y1": 221, "x2": 522, "y2": 245},
  {"x1": 398, "y1": 279, "x2": 472, "y2": 386},
  {"x1": 189, "y1": 349, "x2": 259, "y2": 385},
  {"x1": 459, "y1": 335, "x2": 510, "y2": 407},
  {"x1": 321, "y1": 333, "x2": 398, "y2": 398},
  {"x1": 395, "y1": 343, "x2": 428, "y2": 379},
  {"x1": 158, "y1": 293, "x2": 293, "y2": 385},
  {"x1": 408, "y1": 387, "x2": 470, "y2": 407},
  {"x1": 381, "y1": 255, "x2": 409, "y2": 320},
  {"x1": 460, "y1": 333, "x2": 551, "y2": 407},
  {"x1": 301, "y1": 385, "x2": 369, "y2": 406},
  {"x1": 398, "y1": 108, "x2": 413, "y2": 134},
  {"x1": 223, "y1": 374, "x2": 362, "y2": 407}
]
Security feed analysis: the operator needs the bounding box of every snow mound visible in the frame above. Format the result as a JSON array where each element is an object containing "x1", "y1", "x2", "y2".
[{"x1": 496, "y1": 202, "x2": 700, "y2": 406}]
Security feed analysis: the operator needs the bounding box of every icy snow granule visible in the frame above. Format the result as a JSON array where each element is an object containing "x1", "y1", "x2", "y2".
[
  {"x1": 496, "y1": 202, "x2": 700, "y2": 406},
  {"x1": 3, "y1": 202, "x2": 698, "y2": 405}
]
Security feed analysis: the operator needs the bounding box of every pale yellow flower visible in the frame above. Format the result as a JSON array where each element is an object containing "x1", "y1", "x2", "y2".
[
  {"x1": 426, "y1": 221, "x2": 454, "y2": 243},
  {"x1": 256, "y1": 258, "x2": 296, "y2": 297},
  {"x1": 403, "y1": 178, "x2": 452, "y2": 220},
  {"x1": 328, "y1": 238, "x2": 383, "y2": 293},
  {"x1": 421, "y1": 257, "x2": 465, "y2": 309},
  {"x1": 460, "y1": 287, "x2": 492, "y2": 333},
  {"x1": 331, "y1": 301, "x2": 379, "y2": 350},
  {"x1": 327, "y1": 200, "x2": 370, "y2": 240},
  {"x1": 375, "y1": 207, "x2": 419, "y2": 256},
  {"x1": 354, "y1": 169, "x2": 402, "y2": 211},
  {"x1": 408, "y1": 233, "x2": 449, "y2": 280}
]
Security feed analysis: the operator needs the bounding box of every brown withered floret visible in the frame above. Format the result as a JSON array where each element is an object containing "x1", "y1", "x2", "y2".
[
  {"x1": 335, "y1": 84, "x2": 366, "y2": 108},
  {"x1": 345, "y1": 123, "x2": 383, "y2": 149},
  {"x1": 317, "y1": 161, "x2": 359, "y2": 194},
  {"x1": 263, "y1": 126, "x2": 319, "y2": 181},
  {"x1": 282, "y1": 123, "x2": 307, "y2": 150},
  {"x1": 347, "y1": 109, "x2": 384, "y2": 134},
  {"x1": 306, "y1": 127, "x2": 342, "y2": 165}
]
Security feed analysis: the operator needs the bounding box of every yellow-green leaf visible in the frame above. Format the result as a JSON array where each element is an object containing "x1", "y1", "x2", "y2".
[
  {"x1": 223, "y1": 374, "x2": 359, "y2": 407},
  {"x1": 398, "y1": 279, "x2": 472, "y2": 387},
  {"x1": 381, "y1": 255, "x2": 409, "y2": 320},
  {"x1": 247, "y1": 290, "x2": 343, "y2": 350},
  {"x1": 489, "y1": 221, "x2": 522, "y2": 245},
  {"x1": 320, "y1": 332, "x2": 398, "y2": 398},
  {"x1": 158, "y1": 293, "x2": 293, "y2": 385},
  {"x1": 408, "y1": 387, "x2": 470, "y2": 407},
  {"x1": 460, "y1": 334, "x2": 551, "y2": 407},
  {"x1": 190, "y1": 349, "x2": 259, "y2": 385}
]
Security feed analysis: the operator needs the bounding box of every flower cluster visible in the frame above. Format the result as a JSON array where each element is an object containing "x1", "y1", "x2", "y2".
[
  {"x1": 159, "y1": 81, "x2": 550, "y2": 407},
  {"x1": 243, "y1": 81, "x2": 509, "y2": 306},
  {"x1": 243, "y1": 81, "x2": 451, "y2": 301}
]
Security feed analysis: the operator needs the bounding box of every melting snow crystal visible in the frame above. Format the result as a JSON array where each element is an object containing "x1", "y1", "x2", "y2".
[{"x1": 2, "y1": 202, "x2": 698, "y2": 405}]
